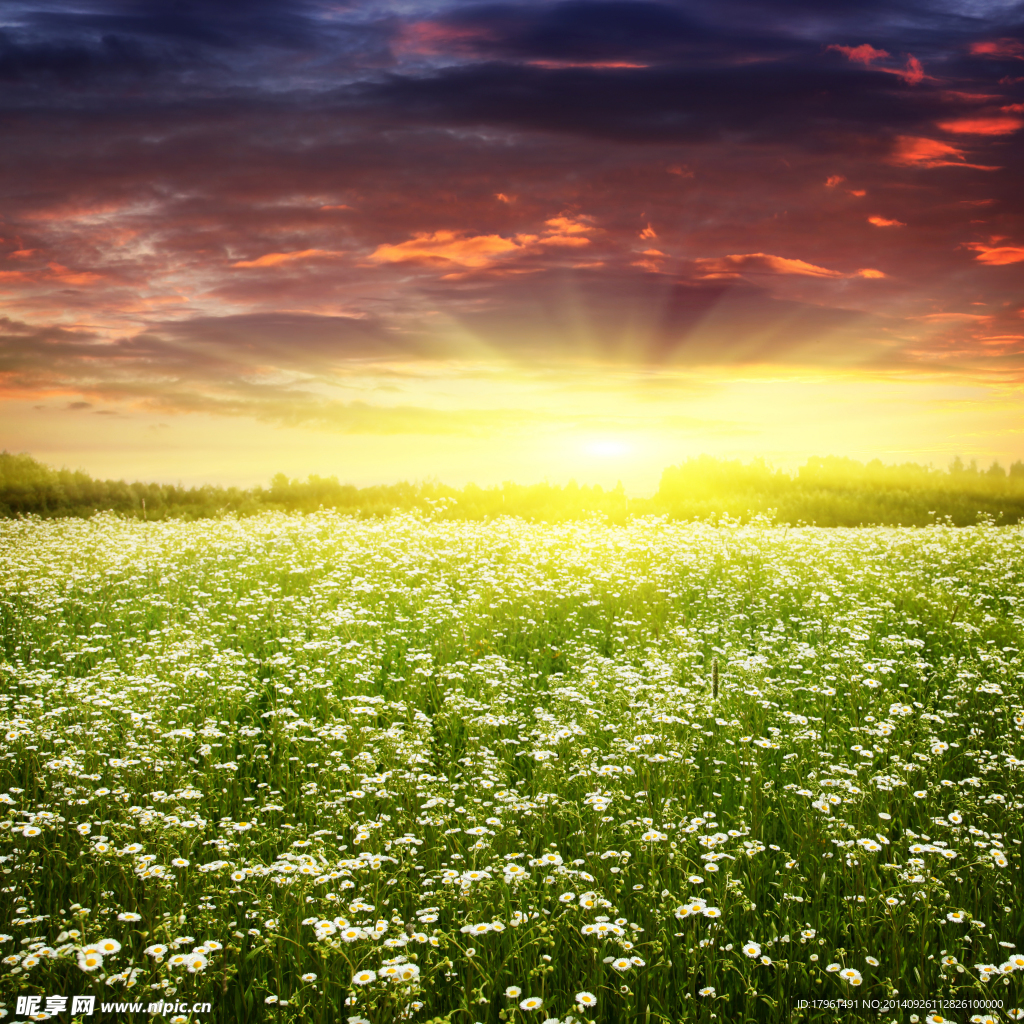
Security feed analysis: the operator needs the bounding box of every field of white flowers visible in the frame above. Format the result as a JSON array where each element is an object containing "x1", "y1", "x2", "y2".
[{"x1": 0, "y1": 512, "x2": 1022, "y2": 1024}]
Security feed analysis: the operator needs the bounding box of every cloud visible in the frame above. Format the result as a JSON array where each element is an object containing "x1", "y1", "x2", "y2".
[
  {"x1": 897, "y1": 56, "x2": 929, "y2": 86},
  {"x1": 537, "y1": 215, "x2": 594, "y2": 247},
  {"x1": 970, "y1": 39, "x2": 1024, "y2": 61},
  {"x1": 367, "y1": 230, "x2": 524, "y2": 268},
  {"x1": 233, "y1": 249, "x2": 340, "y2": 268},
  {"x1": 967, "y1": 243, "x2": 1024, "y2": 265},
  {"x1": 889, "y1": 135, "x2": 1000, "y2": 169},
  {"x1": 936, "y1": 116, "x2": 1023, "y2": 135},
  {"x1": 0, "y1": 0, "x2": 1022, "y2": 422},
  {"x1": 693, "y1": 253, "x2": 847, "y2": 279},
  {"x1": 827, "y1": 44, "x2": 889, "y2": 66},
  {"x1": 397, "y1": 2, "x2": 754, "y2": 66},
  {"x1": 826, "y1": 44, "x2": 925, "y2": 84},
  {"x1": 365, "y1": 216, "x2": 595, "y2": 270}
]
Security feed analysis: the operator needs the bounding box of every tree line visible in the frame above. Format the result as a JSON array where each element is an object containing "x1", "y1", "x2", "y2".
[{"x1": 3, "y1": 451, "x2": 1024, "y2": 526}]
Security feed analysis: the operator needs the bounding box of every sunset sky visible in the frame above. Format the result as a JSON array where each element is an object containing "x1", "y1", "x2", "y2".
[{"x1": 1, "y1": 0, "x2": 1023, "y2": 491}]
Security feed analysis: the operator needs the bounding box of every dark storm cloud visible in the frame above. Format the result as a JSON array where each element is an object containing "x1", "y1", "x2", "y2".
[
  {"x1": 0, "y1": 0, "x2": 393, "y2": 90},
  {"x1": 357, "y1": 61, "x2": 952, "y2": 147},
  {"x1": 399, "y1": 0, "x2": 1024, "y2": 70},
  {"x1": 398, "y1": 0, "x2": 785, "y2": 64}
]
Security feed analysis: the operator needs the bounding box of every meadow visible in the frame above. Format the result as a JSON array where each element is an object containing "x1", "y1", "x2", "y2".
[{"x1": 0, "y1": 511, "x2": 1022, "y2": 1024}]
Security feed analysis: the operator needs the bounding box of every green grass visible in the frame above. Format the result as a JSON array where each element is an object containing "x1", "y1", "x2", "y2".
[{"x1": 0, "y1": 512, "x2": 1022, "y2": 1024}]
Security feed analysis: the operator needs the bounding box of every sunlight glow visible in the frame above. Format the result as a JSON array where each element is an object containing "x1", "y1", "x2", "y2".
[{"x1": 583, "y1": 438, "x2": 632, "y2": 458}]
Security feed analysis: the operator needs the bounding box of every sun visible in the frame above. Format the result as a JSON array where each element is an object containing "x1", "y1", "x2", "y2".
[{"x1": 583, "y1": 438, "x2": 632, "y2": 458}]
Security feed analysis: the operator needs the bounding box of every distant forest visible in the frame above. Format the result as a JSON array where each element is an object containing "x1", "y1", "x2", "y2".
[{"x1": 3, "y1": 451, "x2": 1024, "y2": 526}]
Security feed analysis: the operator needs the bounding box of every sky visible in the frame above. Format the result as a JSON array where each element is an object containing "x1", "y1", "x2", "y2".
[{"x1": 1, "y1": 0, "x2": 1023, "y2": 492}]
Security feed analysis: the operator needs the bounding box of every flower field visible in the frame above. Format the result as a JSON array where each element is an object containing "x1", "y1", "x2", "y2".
[{"x1": 0, "y1": 511, "x2": 1022, "y2": 1024}]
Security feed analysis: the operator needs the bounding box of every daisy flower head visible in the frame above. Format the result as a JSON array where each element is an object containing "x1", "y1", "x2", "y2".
[
  {"x1": 96, "y1": 938, "x2": 121, "y2": 955},
  {"x1": 866, "y1": 956, "x2": 880, "y2": 966},
  {"x1": 117, "y1": 912, "x2": 142, "y2": 922},
  {"x1": 743, "y1": 942, "x2": 762, "y2": 959},
  {"x1": 688, "y1": 875, "x2": 704, "y2": 884},
  {"x1": 839, "y1": 968, "x2": 862, "y2": 985},
  {"x1": 505, "y1": 987, "x2": 522, "y2": 999},
  {"x1": 826, "y1": 963, "x2": 841, "y2": 973},
  {"x1": 519, "y1": 997, "x2": 543, "y2": 1011},
  {"x1": 352, "y1": 969, "x2": 377, "y2": 986},
  {"x1": 702, "y1": 906, "x2": 722, "y2": 918},
  {"x1": 699, "y1": 987, "x2": 716, "y2": 997},
  {"x1": 576, "y1": 991, "x2": 597, "y2": 1007},
  {"x1": 301, "y1": 973, "x2": 317, "y2": 983},
  {"x1": 186, "y1": 954, "x2": 208, "y2": 973},
  {"x1": 77, "y1": 951, "x2": 103, "y2": 971}
]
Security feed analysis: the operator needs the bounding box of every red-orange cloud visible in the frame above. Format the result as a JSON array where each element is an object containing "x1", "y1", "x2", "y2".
[
  {"x1": 366, "y1": 216, "x2": 595, "y2": 271},
  {"x1": 970, "y1": 39, "x2": 1024, "y2": 60},
  {"x1": 367, "y1": 231, "x2": 522, "y2": 268},
  {"x1": 890, "y1": 136, "x2": 999, "y2": 169},
  {"x1": 967, "y1": 243, "x2": 1024, "y2": 265},
  {"x1": 526, "y1": 60, "x2": 649, "y2": 69},
  {"x1": 692, "y1": 253, "x2": 883, "y2": 279},
  {"x1": 827, "y1": 46, "x2": 924, "y2": 83},
  {"x1": 890, "y1": 55, "x2": 924, "y2": 85},
  {"x1": 827, "y1": 44, "x2": 889, "y2": 65},
  {"x1": 46, "y1": 263, "x2": 103, "y2": 286},
  {"x1": 233, "y1": 249, "x2": 338, "y2": 268},
  {"x1": 937, "y1": 116, "x2": 1023, "y2": 135},
  {"x1": 868, "y1": 215, "x2": 905, "y2": 227}
]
